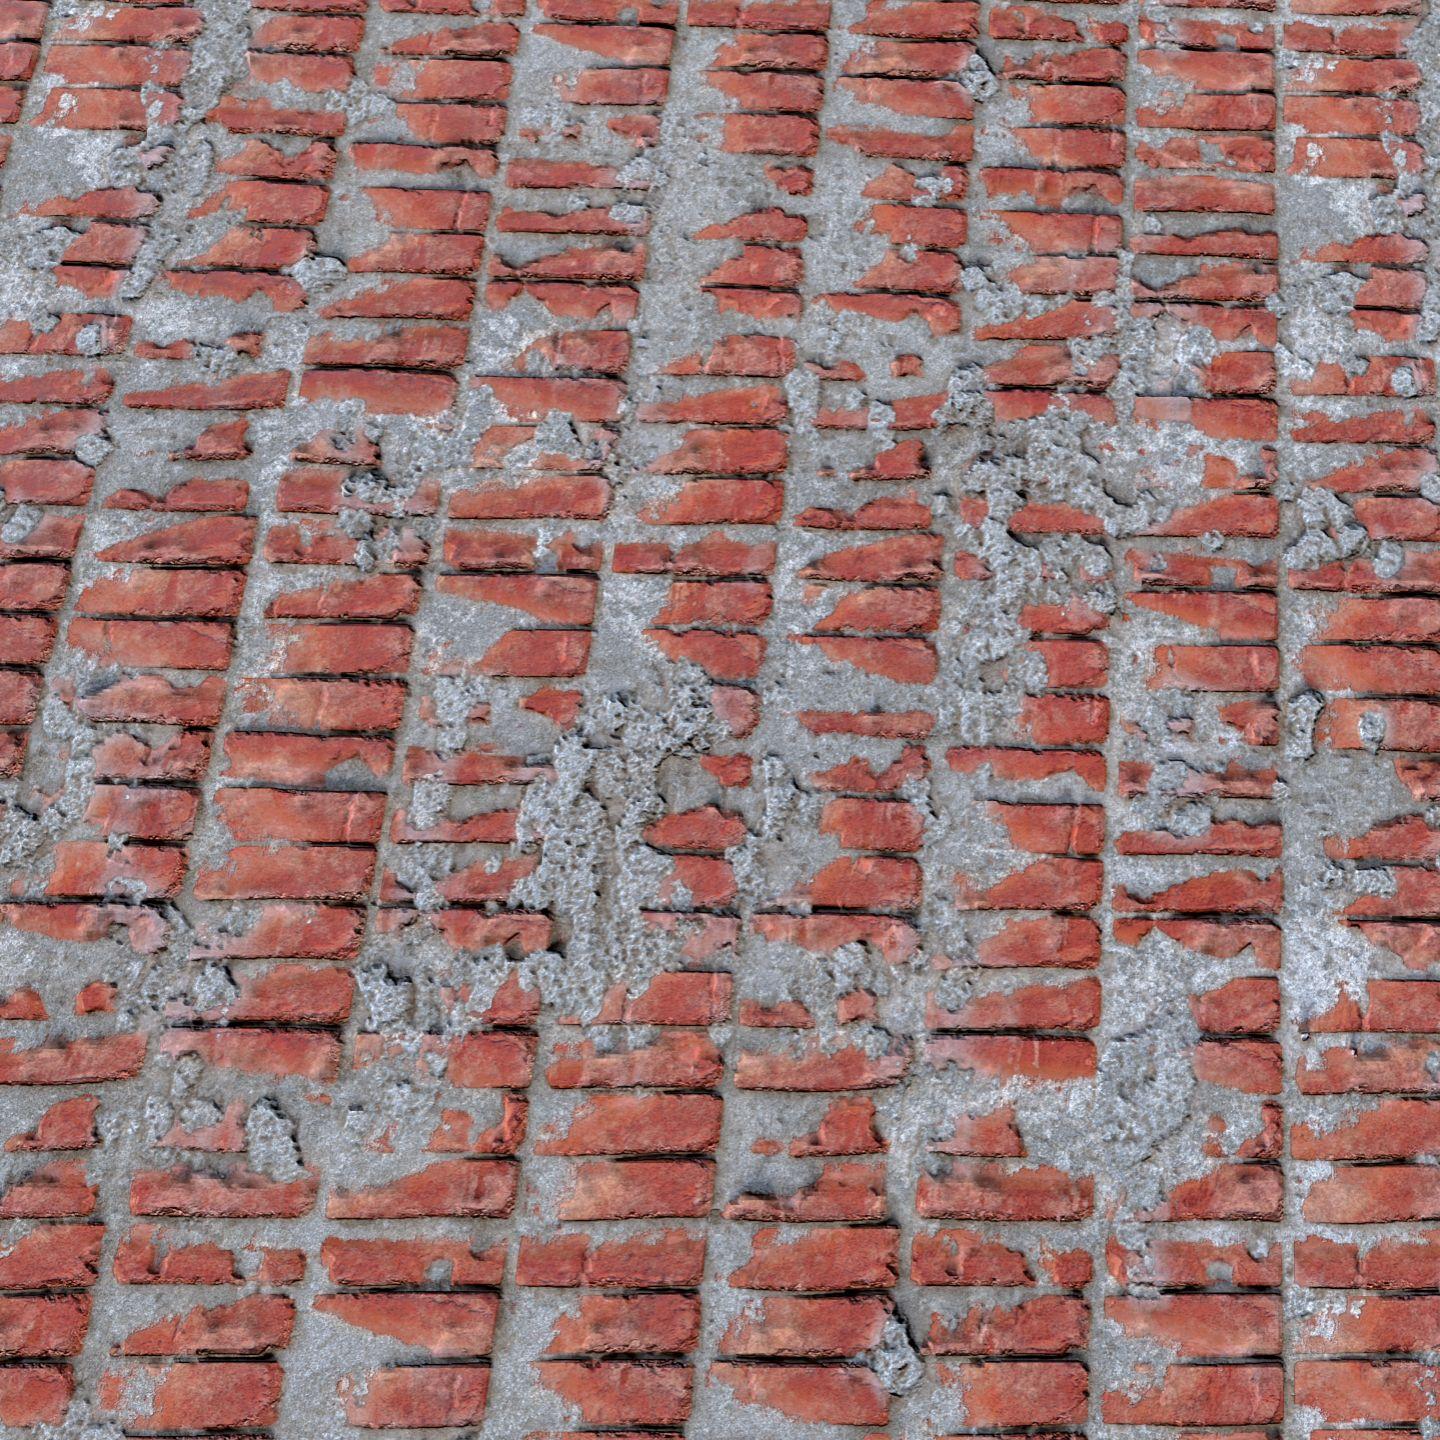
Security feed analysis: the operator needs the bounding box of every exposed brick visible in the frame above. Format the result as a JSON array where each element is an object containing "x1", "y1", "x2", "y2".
[{"x1": 0, "y1": 0, "x2": 1431, "y2": 1429}]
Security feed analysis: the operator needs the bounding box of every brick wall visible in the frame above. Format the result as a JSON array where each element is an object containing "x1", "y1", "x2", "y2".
[{"x1": 0, "y1": 0, "x2": 1435, "y2": 1430}]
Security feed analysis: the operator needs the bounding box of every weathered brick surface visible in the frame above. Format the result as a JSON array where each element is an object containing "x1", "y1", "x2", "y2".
[{"x1": 0, "y1": 0, "x2": 1434, "y2": 1429}]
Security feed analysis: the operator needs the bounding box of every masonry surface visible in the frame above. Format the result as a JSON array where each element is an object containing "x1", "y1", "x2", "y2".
[{"x1": 0, "y1": 0, "x2": 1435, "y2": 1430}]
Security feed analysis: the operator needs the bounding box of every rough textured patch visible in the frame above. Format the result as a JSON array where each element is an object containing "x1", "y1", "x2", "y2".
[{"x1": 0, "y1": 0, "x2": 1434, "y2": 1432}]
